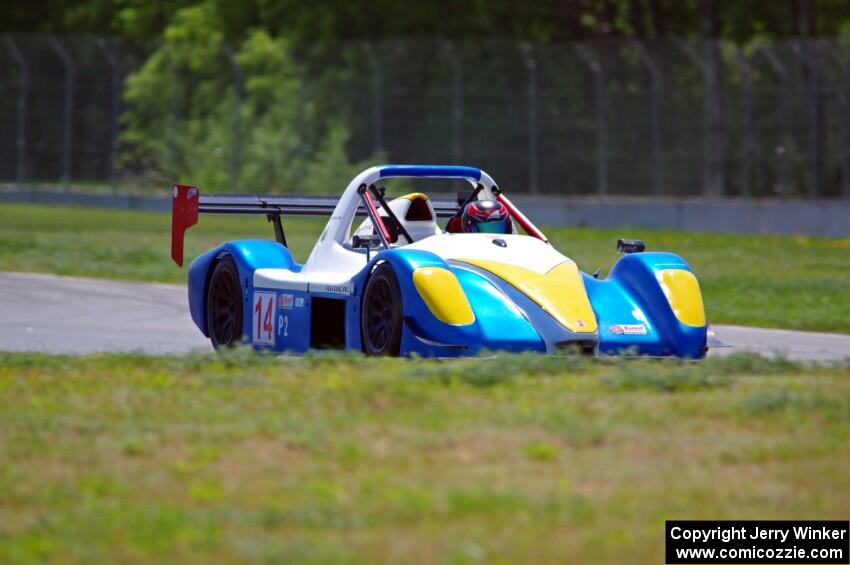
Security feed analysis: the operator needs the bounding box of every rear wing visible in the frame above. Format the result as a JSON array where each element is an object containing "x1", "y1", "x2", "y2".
[{"x1": 170, "y1": 184, "x2": 461, "y2": 266}]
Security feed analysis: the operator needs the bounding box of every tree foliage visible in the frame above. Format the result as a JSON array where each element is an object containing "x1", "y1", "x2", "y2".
[
  {"x1": 121, "y1": 3, "x2": 381, "y2": 191},
  {"x1": 4, "y1": 0, "x2": 850, "y2": 43}
]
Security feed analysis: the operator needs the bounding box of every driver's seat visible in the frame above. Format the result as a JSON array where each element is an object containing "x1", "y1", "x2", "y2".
[{"x1": 352, "y1": 193, "x2": 441, "y2": 244}]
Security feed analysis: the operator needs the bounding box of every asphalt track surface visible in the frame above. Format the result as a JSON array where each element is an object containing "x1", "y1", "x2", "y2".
[{"x1": 2, "y1": 272, "x2": 849, "y2": 361}]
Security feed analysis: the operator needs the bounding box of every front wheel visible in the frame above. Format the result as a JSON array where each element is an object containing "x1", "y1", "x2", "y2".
[
  {"x1": 361, "y1": 262, "x2": 403, "y2": 355},
  {"x1": 206, "y1": 256, "x2": 243, "y2": 349}
]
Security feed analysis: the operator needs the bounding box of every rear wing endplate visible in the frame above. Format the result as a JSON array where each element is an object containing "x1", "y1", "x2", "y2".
[{"x1": 171, "y1": 185, "x2": 199, "y2": 267}]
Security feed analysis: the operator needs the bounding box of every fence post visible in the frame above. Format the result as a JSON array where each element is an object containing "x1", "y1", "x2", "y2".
[
  {"x1": 635, "y1": 41, "x2": 663, "y2": 196},
  {"x1": 167, "y1": 50, "x2": 179, "y2": 178},
  {"x1": 297, "y1": 62, "x2": 307, "y2": 166},
  {"x1": 575, "y1": 44, "x2": 607, "y2": 196},
  {"x1": 520, "y1": 42, "x2": 539, "y2": 194},
  {"x1": 292, "y1": 51, "x2": 309, "y2": 191},
  {"x1": 825, "y1": 44, "x2": 850, "y2": 199},
  {"x1": 677, "y1": 40, "x2": 714, "y2": 198},
  {"x1": 793, "y1": 42, "x2": 825, "y2": 198},
  {"x1": 49, "y1": 38, "x2": 74, "y2": 188},
  {"x1": 4, "y1": 36, "x2": 28, "y2": 186},
  {"x1": 443, "y1": 41, "x2": 463, "y2": 163},
  {"x1": 706, "y1": 39, "x2": 729, "y2": 198},
  {"x1": 225, "y1": 45, "x2": 244, "y2": 193},
  {"x1": 736, "y1": 49, "x2": 754, "y2": 198},
  {"x1": 362, "y1": 43, "x2": 384, "y2": 155},
  {"x1": 754, "y1": 45, "x2": 790, "y2": 197},
  {"x1": 97, "y1": 38, "x2": 122, "y2": 192}
]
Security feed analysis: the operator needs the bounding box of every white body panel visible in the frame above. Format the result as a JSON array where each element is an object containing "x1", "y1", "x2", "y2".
[{"x1": 253, "y1": 242, "x2": 366, "y2": 293}]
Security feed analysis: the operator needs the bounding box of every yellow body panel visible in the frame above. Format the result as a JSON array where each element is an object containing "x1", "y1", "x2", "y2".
[
  {"x1": 656, "y1": 269, "x2": 706, "y2": 327},
  {"x1": 412, "y1": 267, "x2": 476, "y2": 326},
  {"x1": 457, "y1": 259, "x2": 597, "y2": 333}
]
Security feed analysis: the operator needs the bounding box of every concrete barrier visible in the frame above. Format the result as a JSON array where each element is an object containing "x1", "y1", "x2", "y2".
[
  {"x1": 0, "y1": 186, "x2": 170, "y2": 212},
  {"x1": 2, "y1": 186, "x2": 849, "y2": 237},
  {"x1": 512, "y1": 196, "x2": 850, "y2": 238}
]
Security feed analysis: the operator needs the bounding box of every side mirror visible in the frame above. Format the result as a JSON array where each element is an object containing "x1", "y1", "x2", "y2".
[
  {"x1": 353, "y1": 234, "x2": 382, "y2": 249},
  {"x1": 617, "y1": 238, "x2": 645, "y2": 254}
]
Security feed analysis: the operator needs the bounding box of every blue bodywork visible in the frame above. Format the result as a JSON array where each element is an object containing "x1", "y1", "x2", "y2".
[
  {"x1": 586, "y1": 252, "x2": 707, "y2": 358},
  {"x1": 187, "y1": 240, "x2": 300, "y2": 338},
  {"x1": 187, "y1": 241, "x2": 707, "y2": 358},
  {"x1": 378, "y1": 165, "x2": 482, "y2": 181}
]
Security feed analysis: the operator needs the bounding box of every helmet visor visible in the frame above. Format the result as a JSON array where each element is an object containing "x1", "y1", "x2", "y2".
[{"x1": 474, "y1": 219, "x2": 510, "y2": 234}]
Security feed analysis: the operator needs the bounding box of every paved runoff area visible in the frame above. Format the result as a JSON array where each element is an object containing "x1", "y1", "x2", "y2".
[
  {"x1": 0, "y1": 272, "x2": 211, "y2": 355},
  {"x1": 2, "y1": 272, "x2": 849, "y2": 361}
]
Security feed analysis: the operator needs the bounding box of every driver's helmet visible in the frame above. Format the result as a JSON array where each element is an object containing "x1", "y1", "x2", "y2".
[{"x1": 461, "y1": 199, "x2": 512, "y2": 234}]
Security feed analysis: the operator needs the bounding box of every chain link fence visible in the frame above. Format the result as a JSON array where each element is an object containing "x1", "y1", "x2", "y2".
[{"x1": 1, "y1": 34, "x2": 848, "y2": 199}]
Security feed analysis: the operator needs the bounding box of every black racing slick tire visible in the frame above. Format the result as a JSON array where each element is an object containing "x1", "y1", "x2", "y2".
[
  {"x1": 361, "y1": 262, "x2": 403, "y2": 356},
  {"x1": 206, "y1": 256, "x2": 243, "y2": 349}
]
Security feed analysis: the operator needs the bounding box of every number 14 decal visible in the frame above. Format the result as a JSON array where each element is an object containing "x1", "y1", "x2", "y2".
[{"x1": 252, "y1": 291, "x2": 276, "y2": 345}]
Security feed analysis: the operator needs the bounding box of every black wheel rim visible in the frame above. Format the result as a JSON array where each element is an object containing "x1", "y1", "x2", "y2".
[
  {"x1": 210, "y1": 268, "x2": 239, "y2": 345},
  {"x1": 365, "y1": 277, "x2": 395, "y2": 352}
]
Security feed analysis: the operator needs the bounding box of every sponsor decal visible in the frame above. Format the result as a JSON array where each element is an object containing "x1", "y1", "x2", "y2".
[
  {"x1": 277, "y1": 294, "x2": 294, "y2": 310},
  {"x1": 609, "y1": 323, "x2": 648, "y2": 335},
  {"x1": 576, "y1": 320, "x2": 586, "y2": 328},
  {"x1": 295, "y1": 297, "x2": 305, "y2": 308},
  {"x1": 323, "y1": 284, "x2": 350, "y2": 294}
]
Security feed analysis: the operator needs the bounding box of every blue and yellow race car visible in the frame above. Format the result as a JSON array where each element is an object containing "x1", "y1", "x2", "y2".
[{"x1": 171, "y1": 165, "x2": 716, "y2": 358}]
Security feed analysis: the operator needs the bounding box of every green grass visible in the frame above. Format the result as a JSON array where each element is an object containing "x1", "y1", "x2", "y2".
[
  {"x1": 0, "y1": 203, "x2": 324, "y2": 283},
  {"x1": 1, "y1": 203, "x2": 848, "y2": 332},
  {"x1": 0, "y1": 351, "x2": 848, "y2": 563}
]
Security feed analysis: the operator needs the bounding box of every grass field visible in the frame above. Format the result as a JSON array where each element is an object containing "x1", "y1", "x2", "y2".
[
  {"x1": 0, "y1": 351, "x2": 848, "y2": 562},
  {"x1": 1, "y1": 203, "x2": 848, "y2": 332}
]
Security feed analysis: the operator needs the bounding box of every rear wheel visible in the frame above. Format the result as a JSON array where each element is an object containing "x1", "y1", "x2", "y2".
[
  {"x1": 206, "y1": 256, "x2": 243, "y2": 349},
  {"x1": 361, "y1": 262, "x2": 403, "y2": 355}
]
